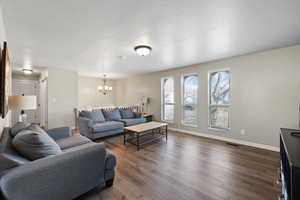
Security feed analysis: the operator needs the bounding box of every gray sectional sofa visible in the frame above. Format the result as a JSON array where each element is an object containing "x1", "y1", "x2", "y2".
[
  {"x1": 0, "y1": 124, "x2": 116, "y2": 200},
  {"x1": 78, "y1": 108, "x2": 146, "y2": 140}
]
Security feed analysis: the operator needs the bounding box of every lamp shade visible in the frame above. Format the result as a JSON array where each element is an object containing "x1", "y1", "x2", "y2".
[{"x1": 9, "y1": 96, "x2": 37, "y2": 110}]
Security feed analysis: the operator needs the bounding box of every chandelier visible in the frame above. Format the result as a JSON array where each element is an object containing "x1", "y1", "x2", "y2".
[{"x1": 97, "y1": 74, "x2": 112, "y2": 95}]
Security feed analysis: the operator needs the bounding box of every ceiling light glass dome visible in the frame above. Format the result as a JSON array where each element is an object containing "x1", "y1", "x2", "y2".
[{"x1": 134, "y1": 45, "x2": 152, "y2": 56}]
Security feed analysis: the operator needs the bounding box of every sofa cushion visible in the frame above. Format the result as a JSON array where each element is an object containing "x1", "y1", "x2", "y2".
[
  {"x1": 12, "y1": 128, "x2": 62, "y2": 160},
  {"x1": 56, "y1": 134, "x2": 91, "y2": 150},
  {"x1": 10, "y1": 122, "x2": 30, "y2": 137},
  {"x1": 24, "y1": 124, "x2": 44, "y2": 132},
  {"x1": 119, "y1": 109, "x2": 135, "y2": 119},
  {"x1": 80, "y1": 110, "x2": 105, "y2": 123},
  {"x1": 119, "y1": 118, "x2": 146, "y2": 126},
  {"x1": 0, "y1": 129, "x2": 30, "y2": 173},
  {"x1": 90, "y1": 121, "x2": 123, "y2": 133},
  {"x1": 62, "y1": 142, "x2": 100, "y2": 153},
  {"x1": 133, "y1": 112, "x2": 143, "y2": 118},
  {"x1": 102, "y1": 109, "x2": 122, "y2": 121}
]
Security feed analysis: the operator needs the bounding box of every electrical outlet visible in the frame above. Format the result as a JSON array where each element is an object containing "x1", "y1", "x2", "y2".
[{"x1": 241, "y1": 129, "x2": 246, "y2": 135}]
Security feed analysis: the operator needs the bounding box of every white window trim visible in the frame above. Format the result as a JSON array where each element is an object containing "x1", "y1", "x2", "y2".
[
  {"x1": 161, "y1": 76, "x2": 175, "y2": 123},
  {"x1": 181, "y1": 73, "x2": 199, "y2": 127},
  {"x1": 207, "y1": 68, "x2": 231, "y2": 131}
]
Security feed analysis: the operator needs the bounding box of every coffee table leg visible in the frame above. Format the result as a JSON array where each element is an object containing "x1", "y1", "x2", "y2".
[
  {"x1": 137, "y1": 132, "x2": 140, "y2": 151},
  {"x1": 123, "y1": 130, "x2": 126, "y2": 145},
  {"x1": 166, "y1": 125, "x2": 168, "y2": 140}
]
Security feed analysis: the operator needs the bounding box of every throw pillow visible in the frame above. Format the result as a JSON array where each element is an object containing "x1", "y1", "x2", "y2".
[
  {"x1": 119, "y1": 109, "x2": 134, "y2": 119},
  {"x1": 12, "y1": 128, "x2": 62, "y2": 160},
  {"x1": 80, "y1": 110, "x2": 105, "y2": 122},
  {"x1": 10, "y1": 122, "x2": 30, "y2": 137},
  {"x1": 24, "y1": 124, "x2": 45, "y2": 132},
  {"x1": 102, "y1": 109, "x2": 122, "y2": 121}
]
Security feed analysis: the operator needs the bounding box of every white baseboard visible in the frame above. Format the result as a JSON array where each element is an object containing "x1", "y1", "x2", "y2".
[{"x1": 169, "y1": 127, "x2": 280, "y2": 152}]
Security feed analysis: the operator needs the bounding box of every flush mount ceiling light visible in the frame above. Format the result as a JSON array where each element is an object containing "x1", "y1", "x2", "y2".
[
  {"x1": 22, "y1": 68, "x2": 33, "y2": 75},
  {"x1": 134, "y1": 45, "x2": 152, "y2": 56}
]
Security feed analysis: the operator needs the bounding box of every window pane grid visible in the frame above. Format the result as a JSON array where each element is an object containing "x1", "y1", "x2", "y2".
[
  {"x1": 162, "y1": 77, "x2": 174, "y2": 122},
  {"x1": 182, "y1": 75, "x2": 198, "y2": 126},
  {"x1": 209, "y1": 71, "x2": 230, "y2": 130}
]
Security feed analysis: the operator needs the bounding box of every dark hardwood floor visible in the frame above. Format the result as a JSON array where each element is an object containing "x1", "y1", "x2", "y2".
[{"x1": 79, "y1": 131, "x2": 281, "y2": 200}]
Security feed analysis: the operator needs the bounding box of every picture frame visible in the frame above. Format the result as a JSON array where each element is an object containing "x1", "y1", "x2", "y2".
[
  {"x1": 0, "y1": 43, "x2": 2, "y2": 117},
  {"x1": 0, "y1": 41, "x2": 11, "y2": 119}
]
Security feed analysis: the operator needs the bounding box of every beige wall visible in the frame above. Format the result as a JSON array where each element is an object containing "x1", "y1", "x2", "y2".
[
  {"x1": 115, "y1": 45, "x2": 300, "y2": 147},
  {"x1": 0, "y1": 3, "x2": 10, "y2": 136},
  {"x1": 44, "y1": 70, "x2": 117, "y2": 128},
  {"x1": 47, "y1": 67, "x2": 78, "y2": 128},
  {"x1": 78, "y1": 76, "x2": 115, "y2": 108}
]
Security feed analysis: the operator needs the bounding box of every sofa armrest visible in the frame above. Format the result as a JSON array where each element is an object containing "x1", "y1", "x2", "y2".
[
  {"x1": 105, "y1": 150, "x2": 117, "y2": 170},
  {"x1": 133, "y1": 112, "x2": 144, "y2": 119},
  {"x1": 46, "y1": 127, "x2": 72, "y2": 141},
  {"x1": 79, "y1": 117, "x2": 93, "y2": 126},
  {"x1": 0, "y1": 143, "x2": 107, "y2": 200},
  {"x1": 78, "y1": 117, "x2": 94, "y2": 138}
]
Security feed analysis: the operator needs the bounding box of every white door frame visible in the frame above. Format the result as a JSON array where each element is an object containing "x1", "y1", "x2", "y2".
[{"x1": 39, "y1": 77, "x2": 48, "y2": 129}]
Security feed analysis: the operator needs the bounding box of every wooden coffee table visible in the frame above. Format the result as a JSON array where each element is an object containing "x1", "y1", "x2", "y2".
[{"x1": 123, "y1": 121, "x2": 168, "y2": 150}]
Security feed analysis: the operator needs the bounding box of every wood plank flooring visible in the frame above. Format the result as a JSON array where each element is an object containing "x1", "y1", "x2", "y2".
[{"x1": 78, "y1": 131, "x2": 281, "y2": 200}]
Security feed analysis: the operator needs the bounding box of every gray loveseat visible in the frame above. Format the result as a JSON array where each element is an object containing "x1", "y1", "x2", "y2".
[
  {"x1": 78, "y1": 108, "x2": 146, "y2": 140},
  {"x1": 0, "y1": 125, "x2": 116, "y2": 200}
]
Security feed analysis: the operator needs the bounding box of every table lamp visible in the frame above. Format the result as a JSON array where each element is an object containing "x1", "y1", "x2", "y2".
[{"x1": 8, "y1": 95, "x2": 37, "y2": 123}]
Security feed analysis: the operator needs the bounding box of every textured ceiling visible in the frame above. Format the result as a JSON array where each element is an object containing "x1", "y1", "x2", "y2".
[{"x1": 2, "y1": 0, "x2": 300, "y2": 78}]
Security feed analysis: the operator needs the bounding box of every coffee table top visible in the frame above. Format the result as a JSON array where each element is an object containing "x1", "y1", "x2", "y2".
[{"x1": 124, "y1": 121, "x2": 168, "y2": 133}]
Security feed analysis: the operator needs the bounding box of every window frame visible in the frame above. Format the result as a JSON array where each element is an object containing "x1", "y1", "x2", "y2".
[
  {"x1": 161, "y1": 76, "x2": 175, "y2": 123},
  {"x1": 207, "y1": 68, "x2": 231, "y2": 131},
  {"x1": 181, "y1": 73, "x2": 199, "y2": 127}
]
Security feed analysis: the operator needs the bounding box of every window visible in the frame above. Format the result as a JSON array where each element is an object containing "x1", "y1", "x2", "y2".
[
  {"x1": 182, "y1": 74, "x2": 198, "y2": 126},
  {"x1": 209, "y1": 70, "x2": 230, "y2": 130},
  {"x1": 161, "y1": 77, "x2": 174, "y2": 122}
]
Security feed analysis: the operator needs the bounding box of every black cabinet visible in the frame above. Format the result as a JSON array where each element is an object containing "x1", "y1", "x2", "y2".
[
  {"x1": 280, "y1": 128, "x2": 300, "y2": 200},
  {"x1": 143, "y1": 114, "x2": 152, "y2": 122}
]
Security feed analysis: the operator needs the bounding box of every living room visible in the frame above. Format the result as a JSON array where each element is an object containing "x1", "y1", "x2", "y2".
[{"x1": 1, "y1": 0, "x2": 300, "y2": 200}]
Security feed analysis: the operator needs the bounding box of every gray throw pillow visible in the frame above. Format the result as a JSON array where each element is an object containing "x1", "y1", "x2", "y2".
[
  {"x1": 102, "y1": 109, "x2": 122, "y2": 121},
  {"x1": 119, "y1": 109, "x2": 134, "y2": 119},
  {"x1": 10, "y1": 122, "x2": 30, "y2": 137},
  {"x1": 80, "y1": 111, "x2": 105, "y2": 122},
  {"x1": 12, "y1": 129, "x2": 62, "y2": 160}
]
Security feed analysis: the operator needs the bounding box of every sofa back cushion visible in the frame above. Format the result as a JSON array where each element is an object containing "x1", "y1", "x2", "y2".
[
  {"x1": 10, "y1": 122, "x2": 30, "y2": 137},
  {"x1": 24, "y1": 124, "x2": 45, "y2": 132},
  {"x1": 0, "y1": 128, "x2": 30, "y2": 173},
  {"x1": 12, "y1": 125, "x2": 62, "y2": 160},
  {"x1": 119, "y1": 109, "x2": 134, "y2": 119},
  {"x1": 102, "y1": 109, "x2": 122, "y2": 121},
  {"x1": 80, "y1": 110, "x2": 105, "y2": 123}
]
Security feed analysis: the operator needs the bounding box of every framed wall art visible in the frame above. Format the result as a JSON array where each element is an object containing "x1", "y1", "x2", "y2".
[{"x1": 0, "y1": 42, "x2": 12, "y2": 118}]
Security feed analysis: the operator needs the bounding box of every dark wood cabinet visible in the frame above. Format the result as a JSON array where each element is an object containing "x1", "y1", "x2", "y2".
[{"x1": 280, "y1": 128, "x2": 300, "y2": 200}]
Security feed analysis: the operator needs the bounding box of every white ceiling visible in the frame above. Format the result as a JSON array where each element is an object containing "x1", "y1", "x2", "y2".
[{"x1": 2, "y1": 0, "x2": 300, "y2": 78}]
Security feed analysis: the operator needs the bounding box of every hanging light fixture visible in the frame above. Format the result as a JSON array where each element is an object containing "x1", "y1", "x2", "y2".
[
  {"x1": 97, "y1": 74, "x2": 112, "y2": 95},
  {"x1": 134, "y1": 45, "x2": 152, "y2": 56}
]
